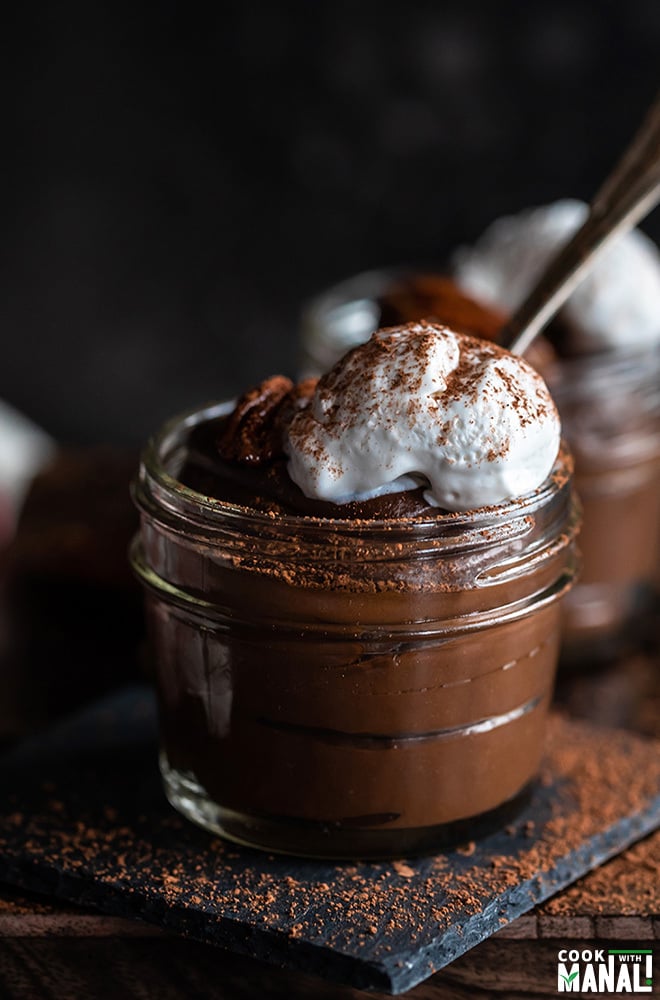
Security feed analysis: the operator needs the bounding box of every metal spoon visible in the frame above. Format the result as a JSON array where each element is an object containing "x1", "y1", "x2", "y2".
[{"x1": 499, "y1": 93, "x2": 660, "y2": 355}]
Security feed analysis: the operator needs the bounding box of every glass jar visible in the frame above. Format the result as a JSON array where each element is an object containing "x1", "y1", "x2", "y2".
[
  {"x1": 546, "y1": 349, "x2": 660, "y2": 661},
  {"x1": 131, "y1": 401, "x2": 579, "y2": 859},
  {"x1": 301, "y1": 269, "x2": 660, "y2": 664},
  {"x1": 300, "y1": 268, "x2": 403, "y2": 377}
]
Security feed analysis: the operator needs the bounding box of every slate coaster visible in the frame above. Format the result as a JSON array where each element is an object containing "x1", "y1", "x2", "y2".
[{"x1": 0, "y1": 687, "x2": 658, "y2": 995}]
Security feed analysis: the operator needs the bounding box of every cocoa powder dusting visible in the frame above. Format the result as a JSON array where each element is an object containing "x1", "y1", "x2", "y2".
[{"x1": 540, "y1": 833, "x2": 660, "y2": 916}]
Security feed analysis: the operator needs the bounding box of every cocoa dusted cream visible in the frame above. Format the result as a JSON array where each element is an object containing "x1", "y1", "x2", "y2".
[{"x1": 285, "y1": 324, "x2": 559, "y2": 510}]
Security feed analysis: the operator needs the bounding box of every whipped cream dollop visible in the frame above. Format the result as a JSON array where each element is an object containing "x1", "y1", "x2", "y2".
[
  {"x1": 454, "y1": 200, "x2": 660, "y2": 354},
  {"x1": 285, "y1": 323, "x2": 560, "y2": 512}
]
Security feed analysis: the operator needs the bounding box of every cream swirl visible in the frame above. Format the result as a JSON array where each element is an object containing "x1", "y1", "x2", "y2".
[{"x1": 285, "y1": 322, "x2": 560, "y2": 511}]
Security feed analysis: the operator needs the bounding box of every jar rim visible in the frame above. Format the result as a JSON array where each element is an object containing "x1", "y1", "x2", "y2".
[{"x1": 138, "y1": 400, "x2": 574, "y2": 539}]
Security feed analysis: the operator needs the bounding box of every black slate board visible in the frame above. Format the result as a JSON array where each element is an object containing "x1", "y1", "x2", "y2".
[{"x1": 0, "y1": 687, "x2": 658, "y2": 995}]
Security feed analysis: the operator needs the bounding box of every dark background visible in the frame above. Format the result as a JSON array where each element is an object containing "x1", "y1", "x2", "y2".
[{"x1": 4, "y1": 0, "x2": 659, "y2": 446}]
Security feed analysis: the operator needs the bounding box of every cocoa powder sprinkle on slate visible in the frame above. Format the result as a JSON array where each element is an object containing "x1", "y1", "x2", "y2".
[{"x1": 3, "y1": 707, "x2": 655, "y2": 962}]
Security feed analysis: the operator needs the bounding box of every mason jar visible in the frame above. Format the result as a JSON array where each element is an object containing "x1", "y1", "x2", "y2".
[
  {"x1": 546, "y1": 348, "x2": 660, "y2": 660},
  {"x1": 300, "y1": 268, "x2": 406, "y2": 377},
  {"x1": 301, "y1": 268, "x2": 660, "y2": 664},
  {"x1": 131, "y1": 401, "x2": 579, "y2": 859}
]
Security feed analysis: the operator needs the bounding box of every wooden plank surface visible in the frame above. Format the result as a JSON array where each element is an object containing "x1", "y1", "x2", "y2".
[{"x1": 1, "y1": 922, "x2": 659, "y2": 999}]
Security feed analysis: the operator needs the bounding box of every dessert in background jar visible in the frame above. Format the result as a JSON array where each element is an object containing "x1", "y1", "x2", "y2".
[
  {"x1": 2, "y1": 448, "x2": 143, "y2": 739},
  {"x1": 300, "y1": 268, "x2": 554, "y2": 378},
  {"x1": 455, "y1": 200, "x2": 660, "y2": 660},
  {"x1": 132, "y1": 323, "x2": 579, "y2": 858},
  {"x1": 301, "y1": 203, "x2": 660, "y2": 661}
]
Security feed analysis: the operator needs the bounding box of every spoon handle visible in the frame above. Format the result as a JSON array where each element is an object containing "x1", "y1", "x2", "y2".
[{"x1": 499, "y1": 93, "x2": 660, "y2": 355}]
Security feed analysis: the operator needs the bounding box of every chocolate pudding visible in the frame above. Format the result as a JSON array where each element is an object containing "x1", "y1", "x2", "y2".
[
  {"x1": 133, "y1": 326, "x2": 579, "y2": 857},
  {"x1": 546, "y1": 350, "x2": 660, "y2": 657}
]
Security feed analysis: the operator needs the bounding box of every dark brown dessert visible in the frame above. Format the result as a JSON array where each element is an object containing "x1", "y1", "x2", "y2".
[
  {"x1": 8, "y1": 448, "x2": 140, "y2": 590},
  {"x1": 133, "y1": 329, "x2": 579, "y2": 858},
  {"x1": 378, "y1": 273, "x2": 506, "y2": 339},
  {"x1": 0, "y1": 449, "x2": 143, "y2": 742},
  {"x1": 547, "y1": 356, "x2": 660, "y2": 657},
  {"x1": 376, "y1": 272, "x2": 556, "y2": 374}
]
